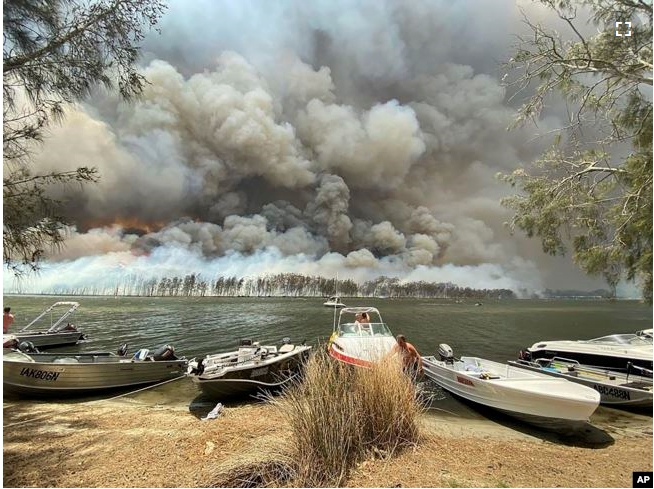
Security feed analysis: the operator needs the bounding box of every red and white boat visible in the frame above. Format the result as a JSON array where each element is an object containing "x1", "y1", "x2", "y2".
[{"x1": 327, "y1": 307, "x2": 397, "y2": 368}]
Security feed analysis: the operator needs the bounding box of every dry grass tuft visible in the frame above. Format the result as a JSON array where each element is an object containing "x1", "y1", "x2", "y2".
[
  {"x1": 265, "y1": 349, "x2": 427, "y2": 487},
  {"x1": 354, "y1": 354, "x2": 423, "y2": 453}
]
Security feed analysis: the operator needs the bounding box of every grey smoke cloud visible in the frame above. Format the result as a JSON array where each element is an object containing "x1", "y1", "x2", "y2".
[{"x1": 12, "y1": 0, "x2": 612, "y2": 294}]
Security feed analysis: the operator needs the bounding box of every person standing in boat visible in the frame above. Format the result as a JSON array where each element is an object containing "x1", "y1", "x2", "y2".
[
  {"x1": 391, "y1": 334, "x2": 423, "y2": 377},
  {"x1": 355, "y1": 312, "x2": 371, "y2": 333},
  {"x1": 359, "y1": 312, "x2": 371, "y2": 333},
  {"x1": 3, "y1": 307, "x2": 15, "y2": 333}
]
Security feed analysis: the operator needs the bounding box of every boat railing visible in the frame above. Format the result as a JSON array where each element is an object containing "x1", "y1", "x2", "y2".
[
  {"x1": 511, "y1": 358, "x2": 543, "y2": 369},
  {"x1": 587, "y1": 333, "x2": 652, "y2": 345},
  {"x1": 20, "y1": 302, "x2": 80, "y2": 333},
  {"x1": 197, "y1": 345, "x2": 303, "y2": 377},
  {"x1": 627, "y1": 362, "x2": 654, "y2": 380}
]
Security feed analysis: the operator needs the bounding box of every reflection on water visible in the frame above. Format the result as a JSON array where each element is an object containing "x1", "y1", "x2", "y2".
[
  {"x1": 4, "y1": 296, "x2": 651, "y2": 362},
  {"x1": 3, "y1": 295, "x2": 652, "y2": 434}
]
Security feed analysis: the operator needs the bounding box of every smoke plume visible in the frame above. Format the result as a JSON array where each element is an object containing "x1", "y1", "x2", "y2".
[{"x1": 4, "y1": 0, "x2": 610, "y2": 295}]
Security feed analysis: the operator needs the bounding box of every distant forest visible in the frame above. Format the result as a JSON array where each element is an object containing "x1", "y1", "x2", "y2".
[
  {"x1": 541, "y1": 288, "x2": 613, "y2": 299},
  {"x1": 49, "y1": 273, "x2": 515, "y2": 299}
]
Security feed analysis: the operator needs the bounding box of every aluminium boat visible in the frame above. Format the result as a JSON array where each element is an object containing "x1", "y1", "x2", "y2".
[
  {"x1": 3, "y1": 344, "x2": 187, "y2": 397},
  {"x1": 327, "y1": 306, "x2": 397, "y2": 368},
  {"x1": 508, "y1": 357, "x2": 652, "y2": 409},
  {"x1": 3, "y1": 301, "x2": 86, "y2": 349},
  {"x1": 422, "y1": 344, "x2": 600, "y2": 430},
  {"x1": 187, "y1": 339, "x2": 312, "y2": 400}
]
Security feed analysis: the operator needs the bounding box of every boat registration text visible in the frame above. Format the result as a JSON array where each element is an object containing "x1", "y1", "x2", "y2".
[
  {"x1": 593, "y1": 384, "x2": 630, "y2": 400},
  {"x1": 456, "y1": 376, "x2": 475, "y2": 386},
  {"x1": 19, "y1": 367, "x2": 62, "y2": 381}
]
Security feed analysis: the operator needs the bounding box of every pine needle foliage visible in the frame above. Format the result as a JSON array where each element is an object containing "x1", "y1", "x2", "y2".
[
  {"x1": 3, "y1": 0, "x2": 166, "y2": 275},
  {"x1": 500, "y1": 0, "x2": 652, "y2": 302}
]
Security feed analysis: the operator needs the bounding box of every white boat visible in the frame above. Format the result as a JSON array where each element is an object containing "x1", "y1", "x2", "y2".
[
  {"x1": 422, "y1": 344, "x2": 600, "y2": 429},
  {"x1": 508, "y1": 358, "x2": 653, "y2": 409},
  {"x1": 520, "y1": 329, "x2": 653, "y2": 375},
  {"x1": 187, "y1": 339, "x2": 312, "y2": 400},
  {"x1": 323, "y1": 296, "x2": 346, "y2": 308},
  {"x1": 3, "y1": 302, "x2": 86, "y2": 349},
  {"x1": 3, "y1": 344, "x2": 187, "y2": 397},
  {"x1": 327, "y1": 307, "x2": 397, "y2": 368}
]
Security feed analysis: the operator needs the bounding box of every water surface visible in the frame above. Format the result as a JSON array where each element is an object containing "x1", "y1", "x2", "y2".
[
  {"x1": 4, "y1": 295, "x2": 652, "y2": 438},
  {"x1": 4, "y1": 295, "x2": 651, "y2": 361}
]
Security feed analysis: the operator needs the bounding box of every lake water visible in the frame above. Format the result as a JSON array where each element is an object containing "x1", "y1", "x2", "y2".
[
  {"x1": 4, "y1": 295, "x2": 652, "y2": 439},
  {"x1": 4, "y1": 295, "x2": 651, "y2": 360}
]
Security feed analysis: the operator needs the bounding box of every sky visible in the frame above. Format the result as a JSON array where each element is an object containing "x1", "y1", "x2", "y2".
[{"x1": 4, "y1": 0, "x2": 631, "y2": 296}]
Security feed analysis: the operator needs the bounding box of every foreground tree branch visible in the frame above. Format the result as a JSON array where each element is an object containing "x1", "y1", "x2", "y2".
[
  {"x1": 500, "y1": 0, "x2": 652, "y2": 302},
  {"x1": 3, "y1": 0, "x2": 165, "y2": 275}
]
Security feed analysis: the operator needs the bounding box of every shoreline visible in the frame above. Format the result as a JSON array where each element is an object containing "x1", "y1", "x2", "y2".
[{"x1": 3, "y1": 393, "x2": 652, "y2": 488}]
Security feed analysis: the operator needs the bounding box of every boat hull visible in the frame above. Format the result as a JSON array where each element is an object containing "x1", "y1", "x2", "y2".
[
  {"x1": 422, "y1": 356, "x2": 600, "y2": 428},
  {"x1": 525, "y1": 341, "x2": 652, "y2": 374},
  {"x1": 327, "y1": 327, "x2": 397, "y2": 368},
  {"x1": 508, "y1": 360, "x2": 653, "y2": 409},
  {"x1": 327, "y1": 343, "x2": 373, "y2": 367},
  {"x1": 13, "y1": 331, "x2": 85, "y2": 348},
  {"x1": 189, "y1": 346, "x2": 311, "y2": 400},
  {"x1": 191, "y1": 375, "x2": 301, "y2": 399},
  {"x1": 3, "y1": 351, "x2": 188, "y2": 397}
]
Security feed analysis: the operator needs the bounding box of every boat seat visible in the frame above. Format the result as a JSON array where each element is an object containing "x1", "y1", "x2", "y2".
[
  {"x1": 53, "y1": 357, "x2": 79, "y2": 364},
  {"x1": 279, "y1": 344, "x2": 295, "y2": 353},
  {"x1": 464, "y1": 363, "x2": 483, "y2": 373},
  {"x1": 478, "y1": 371, "x2": 500, "y2": 380}
]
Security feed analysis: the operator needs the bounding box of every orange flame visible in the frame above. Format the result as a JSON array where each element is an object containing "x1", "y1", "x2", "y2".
[{"x1": 89, "y1": 217, "x2": 165, "y2": 234}]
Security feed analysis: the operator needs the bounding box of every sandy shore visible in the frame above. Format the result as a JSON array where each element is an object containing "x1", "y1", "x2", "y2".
[{"x1": 3, "y1": 391, "x2": 652, "y2": 488}]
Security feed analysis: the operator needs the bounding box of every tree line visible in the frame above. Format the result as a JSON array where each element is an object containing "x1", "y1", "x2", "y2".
[{"x1": 42, "y1": 273, "x2": 516, "y2": 299}]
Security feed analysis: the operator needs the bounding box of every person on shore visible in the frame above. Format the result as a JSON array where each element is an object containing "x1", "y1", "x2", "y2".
[
  {"x1": 391, "y1": 334, "x2": 423, "y2": 377},
  {"x1": 3, "y1": 307, "x2": 15, "y2": 333}
]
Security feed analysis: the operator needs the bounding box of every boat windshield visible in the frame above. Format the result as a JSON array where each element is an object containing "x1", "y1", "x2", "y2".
[
  {"x1": 338, "y1": 322, "x2": 394, "y2": 337},
  {"x1": 587, "y1": 333, "x2": 653, "y2": 345}
]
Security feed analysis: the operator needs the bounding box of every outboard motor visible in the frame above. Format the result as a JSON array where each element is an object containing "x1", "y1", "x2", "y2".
[
  {"x1": 437, "y1": 343, "x2": 454, "y2": 364},
  {"x1": 194, "y1": 358, "x2": 205, "y2": 375},
  {"x1": 18, "y1": 341, "x2": 39, "y2": 354},
  {"x1": 152, "y1": 344, "x2": 176, "y2": 361}
]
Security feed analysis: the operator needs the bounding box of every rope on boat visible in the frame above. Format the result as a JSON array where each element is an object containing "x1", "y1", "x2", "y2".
[
  {"x1": 428, "y1": 407, "x2": 461, "y2": 417},
  {"x1": 97, "y1": 374, "x2": 187, "y2": 402},
  {"x1": 3, "y1": 375, "x2": 187, "y2": 428}
]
